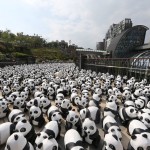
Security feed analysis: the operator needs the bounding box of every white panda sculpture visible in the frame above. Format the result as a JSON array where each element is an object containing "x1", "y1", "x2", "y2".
[
  {"x1": 8, "y1": 109, "x2": 26, "y2": 124},
  {"x1": 103, "y1": 133, "x2": 123, "y2": 150},
  {"x1": 65, "y1": 110, "x2": 82, "y2": 133},
  {"x1": 119, "y1": 106, "x2": 138, "y2": 124},
  {"x1": 64, "y1": 129, "x2": 84, "y2": 150},
  {"x1": 103, "y1": 115, "x2": 122, "y2": 140},
  {"x1": 40, "y1": 96, "x2": 51, "y2": 113},
  {"x1": 42, "y1": 121, "x2": 61, "y2": 139},
  {"x1": 82, "y1": 118, "x2": 100, "y2": 147},
  {"x1": 0, "y1": 122, "x2": 15, "y2": 145},
  {"x1": 80, "y1": 106, "x2": 100, "y2": 124},
  {"x1": 0, "y1": 98, "x2": 10, "y2": 118},
  {"x1": 128, "y1": 119, "x2": 149, "y2": 136},
  {"x1": 29, "y1": 106, "x2": 45, "y2": 127},
  {"x1": 15, "y1": 119, "x2": 37, "y2": 145},
  {"x1": 5, "y1": 132, "x2": 34, "y2": 150},
  {"x1": 26, "y1": 97, "x2": 41, "y2": 109},
  {"x1": 47, "y1": 105, "x2": 62, "y2": 124},
  {"x1": 135, "y1": 96, "x2": 148, "y2": 110}
]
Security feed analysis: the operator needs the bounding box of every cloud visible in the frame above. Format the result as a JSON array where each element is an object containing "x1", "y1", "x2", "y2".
[{"x1": 1, "y1": 0, "x2": 150, "y2": 48}]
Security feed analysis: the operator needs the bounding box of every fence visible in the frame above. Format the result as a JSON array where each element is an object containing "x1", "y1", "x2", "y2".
[{"x1": 81, "y1": 57, "x2": 150, "y2": 81}]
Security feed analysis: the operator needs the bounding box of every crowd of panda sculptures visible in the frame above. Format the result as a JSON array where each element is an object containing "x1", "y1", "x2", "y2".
[{"x1": 0, "y1": 63, "x2": 150, "y2": 150}]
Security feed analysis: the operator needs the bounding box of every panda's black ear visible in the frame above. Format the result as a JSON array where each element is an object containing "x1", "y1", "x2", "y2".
[
  {"x1": 131, "y1": 135, "x2": 137, "y2": 140},
  {"x1": 53, "y1": 114, "x2": 56, "y2": 117},
  {"x1": 142, "y1": 134, "x2": 148, "y2": 139},
  {"x1": 14, "y1": 134, "x2": 19, "y2": 140},
  {"x1": 112, "y1": 135, "x2": 118, "y2": 141},
  {"x1": 48, "y1": 135, "x2": 53, "y2": 139},
  {"x1": 72, "y1": 109, "x2": 75, "y2": 111},
  {"x1": 22, "y1": 119, "x2": 27, "y2": 123},
  {"x1": 83, "y1": 110, "x2": 86, "y2": 114}
]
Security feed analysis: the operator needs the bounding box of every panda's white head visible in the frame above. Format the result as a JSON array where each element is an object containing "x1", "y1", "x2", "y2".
[
  {"x1": 103, "y1": 133, "x2": 123, "y2": 150},
  {"x1": 107, "y1": 126, "x2": 122, "y2": 141},
  {"x1": 129, "y1": 133, "x2": 150, "y2": 150},
  {"x1": 15, "y1": 119, "x2": 32, "y2": 136},
  {"x1": 35, "y1": 132, "x2": 49, "y2": 150},
  {"x1": 80, "y1": 96, "x2": 88, "y2": 108},
  {"x1": 40, "y1": 96, "x2": 51, "y2": 108},
  {"x1": 0, "y1": 98, "x2": 8, "y2": 110},
  {"x1": 29, "y1": 106, "x2": 42, "y2": 119},
  {"x1": 108, "y1": 95, "x2": 117, "y2": 102},
  {"x1": 134, "y1": 88, "x2": 143, "y2": 97},
  {"x1": 61, "y1": 99, "x2": 71, "y2": 109},
  {"x1": 42, "y1": 137, "x2": 59, "y2": 150},
  {"x1": 107, "y1": 89, "x2": 114, "y2": 96},
  {"x1": 27, "y1": 98, "x2": 40, "y2": 109},
  {"x1": 135, "y1": 97, "x2": 146, "y2": 110},
  {"x1": 125, "y1": 106, "x2": 138, "y2": 118},
  {"x1": 48, "y1": 87, "x2": 55, "y2": 95},
  {"x1": 122, "y1": 90, "x2": 131, "y2": 100},
  {"x1": 74, "y1": 96, "x2": 81, "y2": 105},
  {"x1": 124, "y1": 100, "x2": 135, "y2": 107},
  {"x1": 14, "y1": 96, "x2": 25, "y2": 107},
  {"x1": 139, "y1": 113, "x2": 150, "y2": 128},
  {"x1": 93, "y1": 93, "x2": 100, "y2": 101},
  {"x1": 20, "y1": 91, "x2": 28, "y2": 101},
  {"x1": 66, "y1": 110, "x2": 79, "y2": 125},
  {"x1": 142, "y1": 88, "x2": 150, "y2": 97},
  {"x1": 82, "y1": 118, "x2": 96, "y2": 135},
  {"x1": 5, "y1": 132, "x2": 28, "y2": 150},
  {"x1": 51, "y1": 112, "x2": 62, "y2": 124}
]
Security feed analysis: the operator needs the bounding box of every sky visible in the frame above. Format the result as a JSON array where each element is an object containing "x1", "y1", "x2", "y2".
[{"x1": 0, "y1": 0, "x2": 150, "y2": 49}]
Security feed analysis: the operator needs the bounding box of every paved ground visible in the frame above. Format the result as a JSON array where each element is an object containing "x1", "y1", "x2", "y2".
[{"x1": 0, "y1": 91, "x2": 130, "y2": 150}]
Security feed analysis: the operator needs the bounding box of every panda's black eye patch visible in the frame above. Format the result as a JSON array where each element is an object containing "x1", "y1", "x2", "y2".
[
  {"x1": 84, "y1": 127, "x2": 87, "y2": 130},
  {"x1": 34, "y1": 111, "x2": 38, "y2": 114},
  {"x1": 16, "y1": 117, "x2": 20, "y2": 120},
  {"x1": 20, "y1": 128, "x2": 26, "y2": 132},
  {"x1": 17, "y1": 102, "x2": 20, "y2": 104},
  {"x1": 118, "y1": 128, "x2": 121, "y2": 131},
  {"x1": 43, "y1": 101, "x2": 46, "y2": 103},
  {"x1": 90, "y1": 126, "x2": 94, "y2": 130},
  {"x1": 130, "y1": 109, "x2": 134, "y2": 113},
  {"x1": 52, "y1": 146, "x2": 57, "y2": 150},
  {"x1": 111, "y1": 129, "x2": 115, "y2": 132},
  {"x1": 137, "y1": 147, "x2": 144, "y2": 150},
  {"x1": 43, "y1": 136, "x2": 47, "y2": 139},
  {"x1": 30, "y1": 112, "x2": 32, "y2": 114},
  {"x1": 109, "y1": 144, "x2": 114, "y2": 149},
  {"x1": 75, "y1": 115, "x2": 78, "y2": 118}
]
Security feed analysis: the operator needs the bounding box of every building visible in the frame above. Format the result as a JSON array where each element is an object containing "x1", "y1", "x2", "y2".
[{"x1": 96, "y1": 18, "x2": 149, "y2": 58}]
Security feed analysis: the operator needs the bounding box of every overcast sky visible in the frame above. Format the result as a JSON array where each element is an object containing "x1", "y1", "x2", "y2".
[{"x1": 0, "y1": 0, "x2": 150, "y2": 49}]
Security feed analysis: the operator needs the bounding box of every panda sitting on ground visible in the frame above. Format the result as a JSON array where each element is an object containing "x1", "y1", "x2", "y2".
[
  {"x1": 29, "y1": 105, "x2": 45, "y2": 128},
  {"x1": 64, "y1": 129, "x2": 84, "y2": 150},
  {"x1": 103, "y1": 115, "x2": 122, "y2": 140},
  {"x1": 15, "y1": 119, "x2": 37, "y2": 145},
  {"x1": 82, "y1": 118, "x2": 100, "y2": 147},
  {"x1": 134, "y1": 96, "x2": 148, "y2": 110},
  {"x1": 0, "y1": 98, "x2": 10, "y2": 118},
  {"x1": 119, "y1": 106, "x2": 138, "y2": 125},
  {"x1": 5, "y1": 132, "x2": 34, "y2": 150},
  {"x1": 0, "y1": 122, "x2": 15, "y2": 145},
  {"x1": 65, "y1": 110, "x2": 82, "y2": 133},
  {"x1": 80, "y1": 106, "x2": 100, "y2": 124}
]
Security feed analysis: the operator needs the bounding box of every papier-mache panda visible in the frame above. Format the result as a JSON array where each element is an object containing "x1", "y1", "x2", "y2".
[
  {"x1": 82, "y1": 118, "x2": 100, "y2": 147},
  {"x1": 64, "y1": 129, "x2": 84, "y2": 150},
  {"x1": 0, "y1": 98, "x2": 10, "y2": 118},
  {"x1": 5, "y1": 132, "x2": 34, "y2": 150},
  {"x1": 26, "y1": 97, "x2": 41, "y2": 110},
  {"x1": 60, "y1": 99, "x2": 72, "y2": 119},
  {"x1": 103, "y1": 133, "x2": 124, "y2": 150},
  {"x1": 80, "y1": 106, "x2": 100, "y2": 124},
  {"x1": 42, "y1": 121, "x2": 61, "y2": 139},
  {"x1": 127, "y1": 119, "x2": 149, "y2": 136},
  {"x1": 103, "y1": 115, "x2": 122, "y2": 140},
  {"x1": 40, "y1": 96, "x2": 51, "y2": 113},
  {"x1": 0, "y1": 122, "x2": 15, "y2": 145},
  {"x1": 8, "y1": 109, "x2": 26, "y2": 124},
  {"x1": 29, "y1": 105, "x2": 45, "y2": 127},
  {"x1": 15, "y1": 119, "x2": 37, "y2": 145},
  {"x1": 65, "y1": 110, "x2": 82, "y2": 133},
  {"x1": 119, "y1": 106, "x2": 138, "y2": 125},
  {"x1": 135, "y1": 96, "x2": 148, "y2": 110},
  {"x1": 47, "y1": 105, "x2": 62, "y2": 124}
]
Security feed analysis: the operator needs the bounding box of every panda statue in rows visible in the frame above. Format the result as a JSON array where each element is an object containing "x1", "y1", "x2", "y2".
[
  {"x1": 5, "y1": 132, "x2": 34, "y2": 150},
  {"x1": 64, "y1": 129, "x2": 84, "y2": 150},
  {"x1": 82, "y1": 118, "x2": 100, "y2": 147},
  {"x1": 0, "y1": 98, "x2": 10, "y2": 118}
]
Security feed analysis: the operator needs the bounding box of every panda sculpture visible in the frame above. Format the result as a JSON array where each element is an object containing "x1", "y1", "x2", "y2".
[
  {"x1": 103, "y1": 133, "x2": 123, "y2": 150},
  {"x1": 89, "y1": 93, "x2": 101, "y2": 108},
  {"x1": 124, "y1": 100, "x2": 135, "y2": 108},
  {"x1": 128, "y1": 119, "x2": 149, "y2": 136},
  {"x1": 40, "y1": 96, "x2": 51, "y2": 113},
  {"x1": 103, "y1": 99, "x2": 118, "y2": 118},
  {"x1": 29, "y1": 105, "x2": 45, "y2": 127},
  {"x1": 64, "y1": 129, "x2": 84, "y2": 150},
  {"x1": 47, "y1": 105, "x2": 62, "y2": 124},
  {"x1": 119, "y1": 106, "x2": 138, "y2": 124},
  {"x1": 8, "y1": 109, "x2": 26, "y2": 124},
  {"x1": 15, "y1": 119, "x2": 37, "y2": 145},
  {"x1": 82, "y1": 118, "x2": 100, "y2": 147},
  {"x1": 47, "y1": 87, "x2": 56, "y2": 100},
  {"x1": 60, "y1": 99, "x2": 72, "y2": 119},
  {"x1": 128, "y1": 132, "x2": 150, "y2": 150},
  {"x1": 80, "y1": 106, "x2": 100, "y2": 124},
  {"x1": 5, "y1": 132, "x2": 34, "y2": 150},
  {"x1": 135, "y1": 96, "x2": 148, "y2": 110},
  {"x1": 26, "y1": 97, "x2": 41, "y2": 109},
  {"x1": 65, "y1": 110, "x2": 82, "y2": 133},
  {"x1": 0, "y1": 98, "x2": 10, "y2": 118},
  {"x1": 0, "y1": 122, "x2": 15, "y2": 145},
  {"x1": 103, "y1": 115, "x2": 122, "y2": 140},
  {"x1": 42, "y1": 121, "x2": 61, "y2": 139}
]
